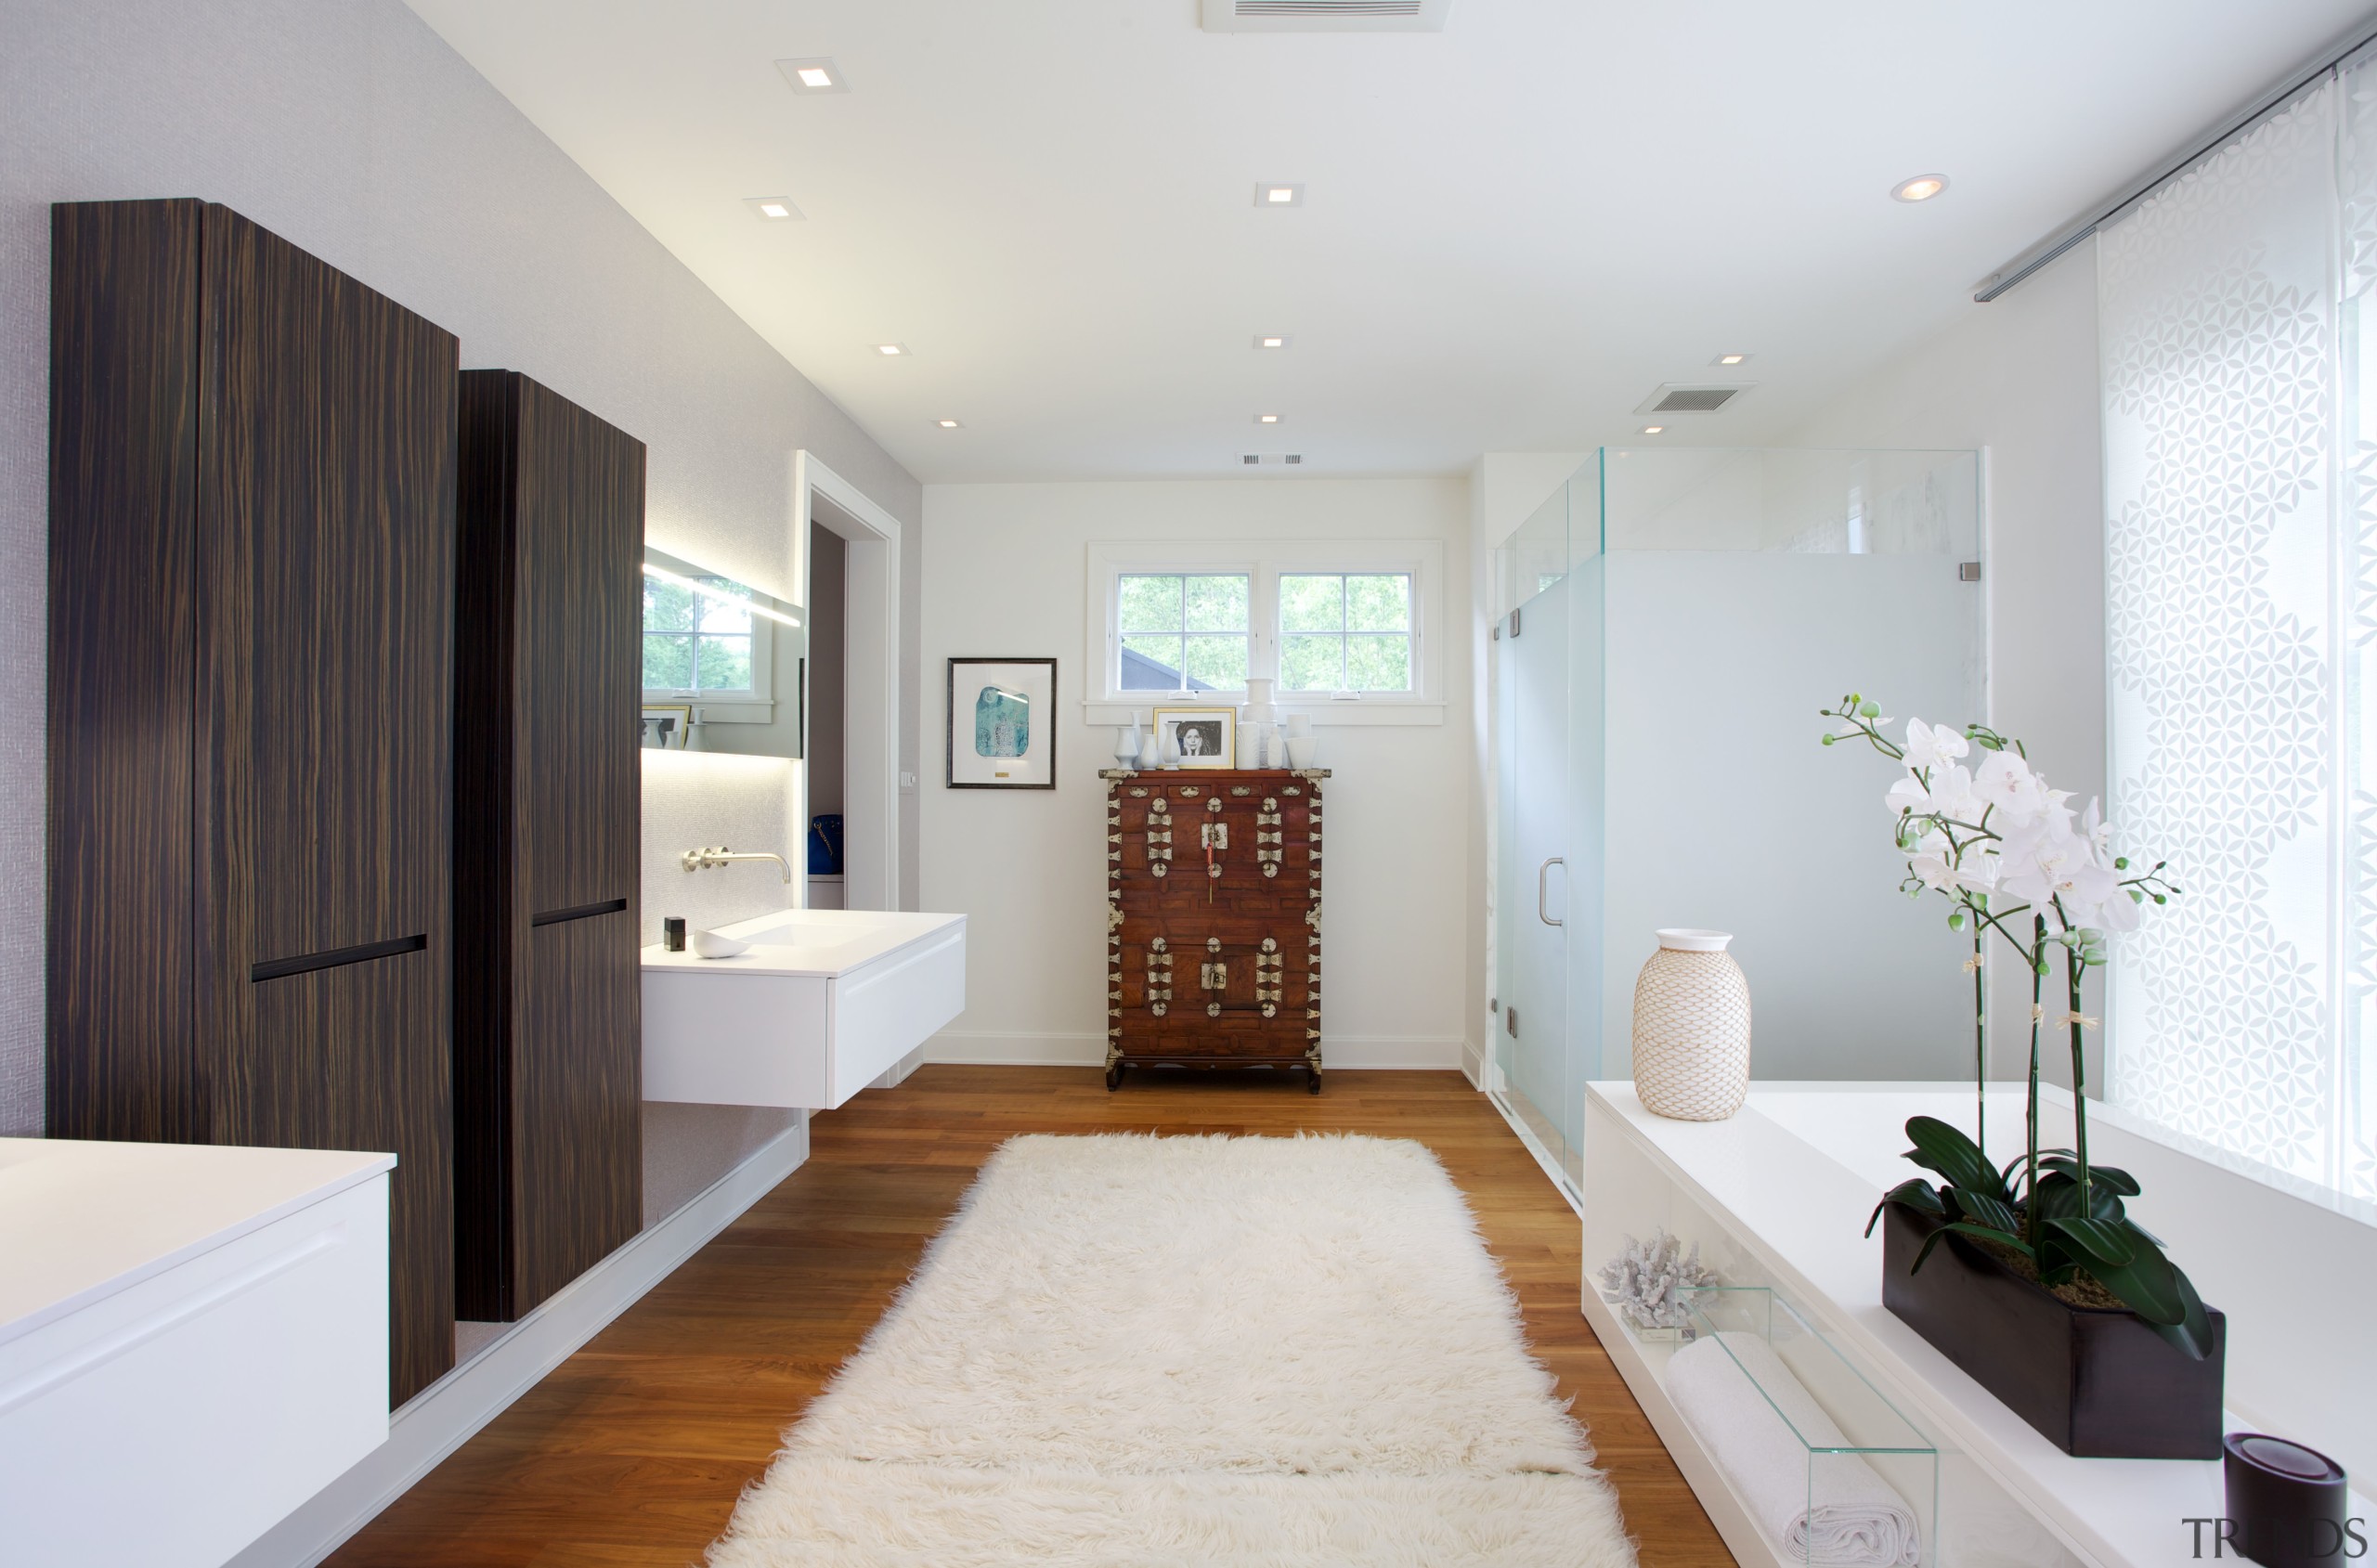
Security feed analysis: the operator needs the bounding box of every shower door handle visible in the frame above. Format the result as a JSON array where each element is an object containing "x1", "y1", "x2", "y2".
[{"x1": 1538, "y1": 857, "x2": 1565, "y2": 927}]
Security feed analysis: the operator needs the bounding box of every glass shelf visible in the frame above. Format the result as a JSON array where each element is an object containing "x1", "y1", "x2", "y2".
[{"x1": 1669, "y1": 1286, "x2": 1938, "y2": 1568}]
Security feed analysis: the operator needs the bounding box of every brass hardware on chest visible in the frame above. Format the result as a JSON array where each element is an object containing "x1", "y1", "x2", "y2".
[
  {"x1": 1147, "y1": 937, "x2": 1173, "y2": 1017},
  {"x1": 1098, "y1": 767, "x2": 1330, "y2": 1094}
]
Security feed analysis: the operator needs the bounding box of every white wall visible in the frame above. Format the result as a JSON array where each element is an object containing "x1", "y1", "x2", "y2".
[
  {"x1": 0, "y1": 2, "x2": 923, "y2": 1165},
  {"x1": 920, "y1": 477, "x2": 1474, "y2": 1071},
  {"x1": 1775, "y1": 239, "x2": 2106, "y2": 1086}
]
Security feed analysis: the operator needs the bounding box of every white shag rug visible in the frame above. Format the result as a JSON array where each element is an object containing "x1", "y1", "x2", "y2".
[{"x1": 708, "y1": 1133, "x2": 1636, "y2": 1567}]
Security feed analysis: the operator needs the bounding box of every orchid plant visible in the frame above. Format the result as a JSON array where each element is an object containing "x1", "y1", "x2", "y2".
[{"x1": 1820, "y1": 693, "x2": 2214, "y2": 1359}]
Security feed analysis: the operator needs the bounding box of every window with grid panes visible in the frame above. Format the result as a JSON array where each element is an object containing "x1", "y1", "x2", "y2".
[
  {"x1": 1117, "y1": 573, "x2": 1249, "y2": 691},
  {"x1": 1279, "y1": 573, "x2": 1411, "y2": 693}
]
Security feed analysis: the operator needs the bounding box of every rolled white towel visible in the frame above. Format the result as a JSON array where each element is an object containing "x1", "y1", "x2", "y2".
[{"x1": 1664, "y1": 1330, "x2": 1922, "y2": 1566}]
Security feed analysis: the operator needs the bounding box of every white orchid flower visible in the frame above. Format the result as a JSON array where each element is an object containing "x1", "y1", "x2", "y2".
[
  {"x1": 1885, "y1": 772, "x2": 1932, "y2": 816},
  {"x1": 2079, "y1": 797, "x2": 2114, "y2": 865},
  {"x1": 1903, "y1": 719, "x2": 1969, "y2": 771},
  {"x1": 1909, "y1": 829, "x2": 1999, "y2": 895},
  {"x1": 1928, "y1": 762, "x2": 1985, "y2": 828},
  {"x1": 1998, "y1": 817, "x2": 2118, "y2": 920},
  {"x1": 1972, "y1": 749, "x2": 2052, "y2": 827}
]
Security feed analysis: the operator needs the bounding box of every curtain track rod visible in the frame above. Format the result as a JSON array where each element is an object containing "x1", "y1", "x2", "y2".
[{"x1": 1973, "y1": 8, "x2": 2377, "y2": 303}]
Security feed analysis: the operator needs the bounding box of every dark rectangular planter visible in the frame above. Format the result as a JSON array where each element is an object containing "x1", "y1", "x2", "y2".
[{"x1": 1881, "y1": 1203, "x2": 2226, "y2": 1459}]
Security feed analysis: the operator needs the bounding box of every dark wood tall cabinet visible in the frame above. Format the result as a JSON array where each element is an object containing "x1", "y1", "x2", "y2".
[
  {"x1": 452, "y1": 370, "x2": 644, "y2": 1322},
  {"x1": 1102, "y1": 768, "x2": 1331, "y2": 1094},
  {"x1": 46, "y1": 200, "x2": 459, "y2": 1405}
]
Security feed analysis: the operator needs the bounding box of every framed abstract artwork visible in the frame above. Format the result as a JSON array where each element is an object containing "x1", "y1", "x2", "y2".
[{"x1": 946, "y1": 657, "x2": 1058, "y2": 788}]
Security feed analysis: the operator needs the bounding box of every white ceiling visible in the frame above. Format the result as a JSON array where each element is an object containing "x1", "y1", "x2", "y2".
[{"x1": 405, "y1": 0, "x2": 2372, "y2": 483}]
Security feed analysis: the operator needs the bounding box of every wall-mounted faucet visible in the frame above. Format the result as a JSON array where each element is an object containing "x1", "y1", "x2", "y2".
[{"x1": 680, "y1": 845, "x2": 792, "y2": 884}]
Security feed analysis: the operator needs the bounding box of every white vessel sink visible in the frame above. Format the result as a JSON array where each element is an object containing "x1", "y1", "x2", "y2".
[{"x1": 641, "y1": 907, "x2": 967, "y2": 1109}]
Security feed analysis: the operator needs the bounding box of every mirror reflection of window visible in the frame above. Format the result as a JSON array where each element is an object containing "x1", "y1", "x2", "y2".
[{"x1": 643, "y1": 572, "x2": 758, "y2": 695}]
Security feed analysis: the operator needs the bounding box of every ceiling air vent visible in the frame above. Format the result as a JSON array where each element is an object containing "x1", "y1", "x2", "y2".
[
  {"x1": 1240, "y1": 452, "x2": 1305, "y2": 466},
  {"x1": 1201, "y1": 0, "x2": 1451, "y2": 33},
  {"x1": 1632, "y1": 382, "x2": 1754, "y2": 415}
]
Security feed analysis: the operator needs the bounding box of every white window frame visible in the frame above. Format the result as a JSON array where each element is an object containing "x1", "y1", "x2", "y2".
[
  {"x1": 1085, "y1": 538, "x2": 1446, "y2": 725},
  {"x1": 643, "y1": 580, "x2": 775, "y2": 723}
]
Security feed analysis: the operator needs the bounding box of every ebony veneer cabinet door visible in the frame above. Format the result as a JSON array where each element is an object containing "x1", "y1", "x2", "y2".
[
  {"x1": 46, "y1": 199, "x2": 459, "y2": 1406},
  {"x1": 453, "y1": 370, "x2": 644, "y2": 1322}
]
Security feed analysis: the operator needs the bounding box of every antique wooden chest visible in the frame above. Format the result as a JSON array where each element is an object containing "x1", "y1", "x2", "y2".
[{"x1": 1102, "y1": 767, "x2": 1329, "y2": 1092}]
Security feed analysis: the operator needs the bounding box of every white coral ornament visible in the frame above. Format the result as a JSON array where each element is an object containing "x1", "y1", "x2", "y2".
[{"x1": 1594, "y1": 1227, "x2": 1719, "y2": 1332}]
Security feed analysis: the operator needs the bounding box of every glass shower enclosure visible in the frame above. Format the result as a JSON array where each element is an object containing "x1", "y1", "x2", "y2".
[{"x1": 1490, "y1": 447, "x2": 1984, "y2": 1199}]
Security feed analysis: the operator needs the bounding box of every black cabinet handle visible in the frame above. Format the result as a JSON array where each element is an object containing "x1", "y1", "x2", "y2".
[
  {"x1": 252, "y1": 933, "x2": 428, "y2": 982},
  {"x1": 530, "y1": 898, "x2": 630, "y2": 928}
]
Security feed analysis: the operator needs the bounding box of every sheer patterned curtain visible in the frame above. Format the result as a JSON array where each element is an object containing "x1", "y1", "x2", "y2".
[{"x1": 2102, "y1": 63, "x2": 2377, "y2": 1209}]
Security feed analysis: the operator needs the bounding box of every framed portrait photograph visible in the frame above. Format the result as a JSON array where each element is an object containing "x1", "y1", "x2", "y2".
[
  {"x1": 1155, "y1": 706, "x2": 1236, "y2": 769},
  {"x1": 947, "y1": 657, "x2": 1058, "y2": 788},
  {"x1": 641, "y1": 703, "x2": 692, "y2": 750}
]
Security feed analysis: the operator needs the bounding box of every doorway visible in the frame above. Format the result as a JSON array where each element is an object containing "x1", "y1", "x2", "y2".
[
  {"x1": 806, "y1": 525, "x2": 847, "y2": 909},
  {"x1": 795, "y1": 451, "x2": 901, "y2": 913}
]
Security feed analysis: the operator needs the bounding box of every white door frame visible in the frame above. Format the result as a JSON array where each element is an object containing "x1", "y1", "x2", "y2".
[{"x1": 795, "y1": 451, "x2": 902, "y2": 913}]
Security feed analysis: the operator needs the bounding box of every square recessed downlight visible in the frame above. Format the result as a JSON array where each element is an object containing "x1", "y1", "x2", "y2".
[
  {"x1": 874, "y1": 343, "x2": 909, "y2": 356},
  {"x1": 1711, "y1": 352, "x2": 1751, "y2": 367},
  {"x1": 1254, "y1": 334, "x2": 1292, "y2": 350},
  {"x1": 936, "y1": 419, "x2": 963, "y2": 429},
  {"x1": 1641, "y1": 425, "x2": 1666, "y2": 435},
  {"x1": 1254, "y1": 182, "x2": 1305, "y2": 207},
  {"x1": 743, "y1": 197, "x2": 804, "y2": 222},
  {"x1": 775, "y1": 57, "x2": 851, "y2": 94},
  {"x1": 1256, "y1": 413, "x2": 1280, "y2": 424}
]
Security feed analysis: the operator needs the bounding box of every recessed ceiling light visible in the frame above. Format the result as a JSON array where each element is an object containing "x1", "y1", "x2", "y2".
[
  {"x1": 874, "y1": 343, "x2": 909, "y2": 356},
  {"x1": 775, "y1": 57, "x2": 851, "y2": 95},
  {"x1": 936, "y1": 419, "x2": 963, "y2": 429},
  {"x1": 1891, "y1": 174, "x2": 1948, "y2": 203},
  {"x1": 1254, "y1": 183, "x2": 1305, "y2": 207},
  {"x1": 1254, "y1": 334, "x2": 1292, "y2": 350},
  {"x1": 1256, "y1": 413, "x2": 1280, "y2": 424},
  {"x1": 743, "y1": 197, "x2": 804, "y2": 222},
  {"x1": 1641, "y1": 425, "x2": 1666, "y2": 435},
  {"x1": 1712, "y1": 353, "x2": 1750, "y2": 367}
]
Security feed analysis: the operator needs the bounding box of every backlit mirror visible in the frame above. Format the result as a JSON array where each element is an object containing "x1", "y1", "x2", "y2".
[{"x1": 641, "y1": 545, "x2": 805, "y2": 758}]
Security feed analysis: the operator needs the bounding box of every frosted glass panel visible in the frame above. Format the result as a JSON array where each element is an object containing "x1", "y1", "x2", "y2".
[
  {"x1": 1600, "y1": 552, "x2": 1980, "y2": 1079},
  {"x1": 1495, "y1": 575, "x2": 1573, "y2": 1180}
]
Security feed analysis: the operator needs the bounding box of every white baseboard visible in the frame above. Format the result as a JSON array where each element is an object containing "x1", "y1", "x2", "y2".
[
  {"x1": 1461, "y1": 1034, "x2": 1486, "y2": 1089},
  {"x1": 925, "y1": 1030, "x2": 1463, "y2": 1070},
  {"x1": 227, "y1": 1118, "x2": 811, "y2": 1568}
]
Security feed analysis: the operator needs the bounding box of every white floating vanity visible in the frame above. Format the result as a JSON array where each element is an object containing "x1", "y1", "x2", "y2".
[
  {"x1": 0, "y1": 1137, "x2": 393, "y2": 1568},
  {"x1": 642, "y1": 907, "x2": 967, "y2": 1109}
]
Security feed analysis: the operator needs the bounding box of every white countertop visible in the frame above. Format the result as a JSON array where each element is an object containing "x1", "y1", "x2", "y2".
[
  {"x1": 1587, "y1": 1081, "x2": 2372, "y2": 1567},
  {"x1": 641, "y1": 906, "x2": 965, "y2": 978},
  {"x1": 0, "y1": 1137, "x2": 394, "y2": 1347}
]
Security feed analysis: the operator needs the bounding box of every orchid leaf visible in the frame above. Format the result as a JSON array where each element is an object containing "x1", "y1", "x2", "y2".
[
  {"x1": 2075, "y1": 1223, "x2": 2178, "y2": 1318},
  {"x1": 1866, "y1": 1179, "x2": 1944, "y2": 1238},
  {"x1": 2038, "y1": 1156, "x2": 2139, "y2": 1197},
  {"x1": 1947, "y1": 1186, "x2": 2023, "y2": 1237},
  {"x1": 2032, "y1": 1172, "x2": 2125, "y2": 1224},
  {"x1": 1908, "y1": 1220, "x2": 2030, "y2": 1276},
  {"x1": 1903, "y1": 1116, "x2": 2007, "y2": 1201},
  {"x1": 2046, "y1": 1216, "x2": 2136, "y2": 1267},
  {"x1": 2146, "y1": 1256, "x2": 2218, "y2": 1362}
]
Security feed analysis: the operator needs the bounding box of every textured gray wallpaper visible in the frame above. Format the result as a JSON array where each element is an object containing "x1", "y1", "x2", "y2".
[{"x1": 0, "y1": 0, "x2": 924, "y2": 1134}]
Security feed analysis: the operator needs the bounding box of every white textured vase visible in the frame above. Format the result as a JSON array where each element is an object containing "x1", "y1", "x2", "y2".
[{"x1": 1630, "y1": 928, "x2": 1751, "y2": 1121}]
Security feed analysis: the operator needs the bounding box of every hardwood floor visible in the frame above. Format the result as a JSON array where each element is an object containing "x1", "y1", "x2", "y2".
[{"x1": 328, "y1": 1066, "x2": 1730, "y2": 1566}]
